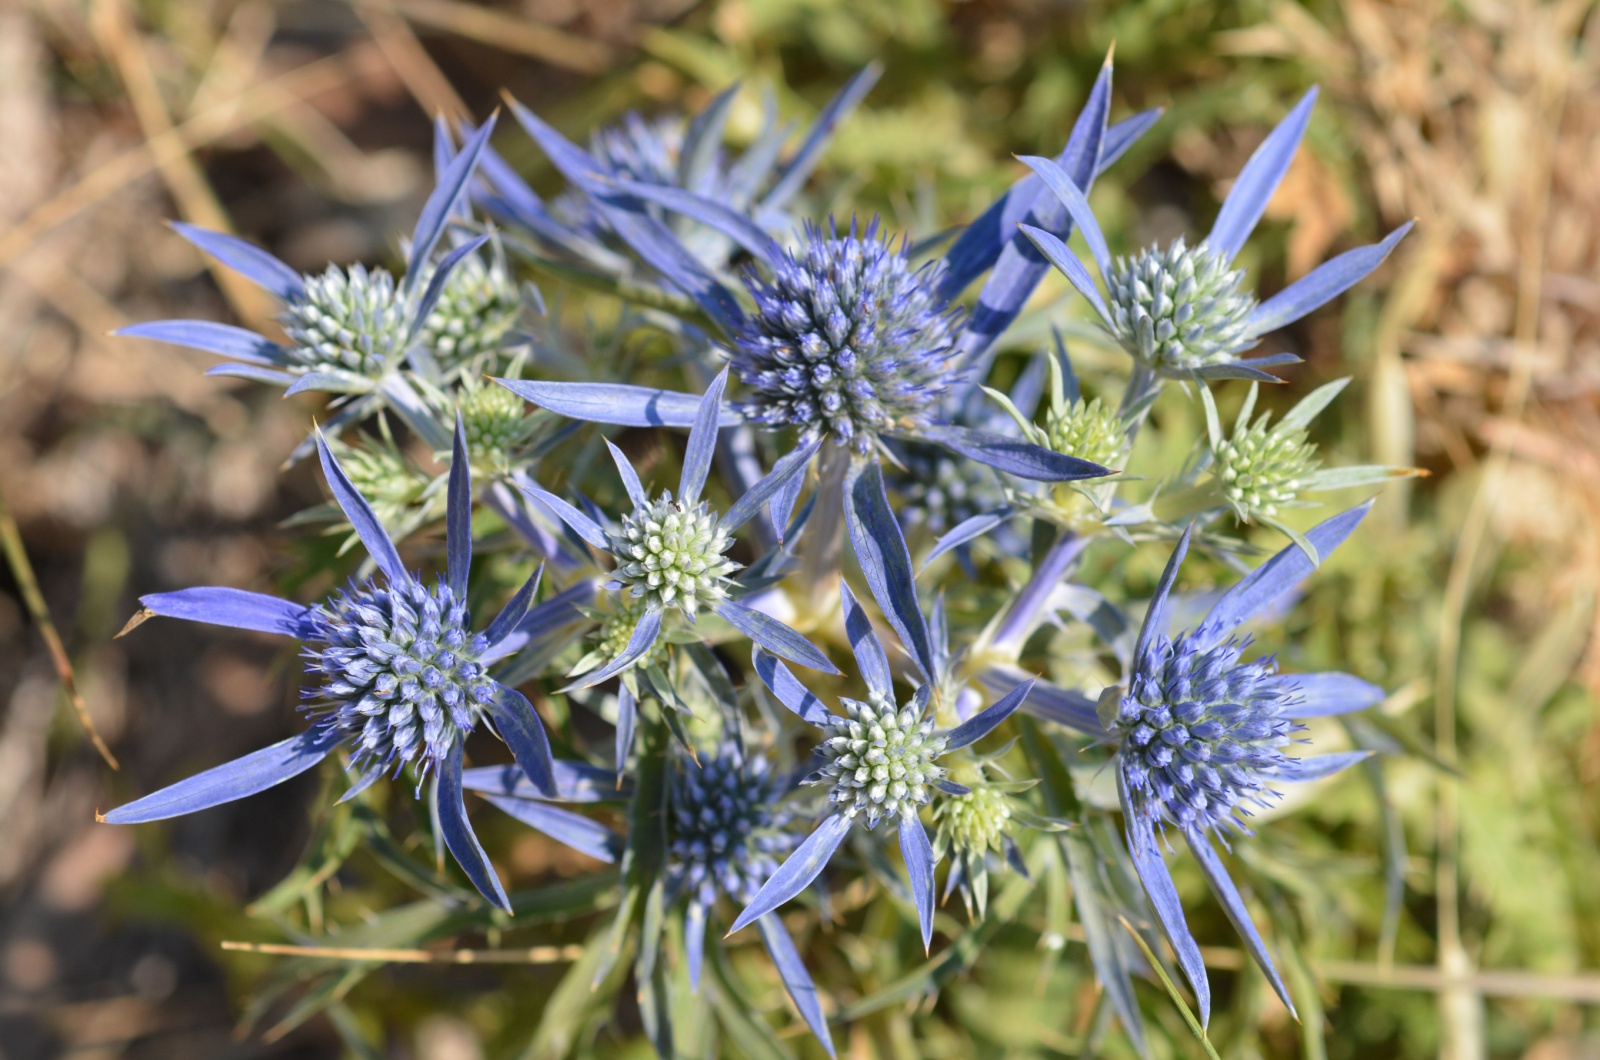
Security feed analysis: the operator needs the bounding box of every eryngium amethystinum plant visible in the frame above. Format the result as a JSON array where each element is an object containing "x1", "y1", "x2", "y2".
[{"x1": 101, "y1": 54, "x2": 1421, "y2": 1058}]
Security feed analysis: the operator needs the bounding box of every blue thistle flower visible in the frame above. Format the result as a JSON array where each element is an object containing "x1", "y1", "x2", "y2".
[
  {"x1": 731, "y1": 220, "x2": 964, "y2": 452},
  {"x1": 1016, "y1": 89, "x2": 1413, "y2": 381},
  {"x1": 519, "y1": 369, "x2": 840, "y2": 689},
  {"x1": 1100, "y1": 504, "x2": 1386, "y2": 1026},
  {"x1": 114, "y1": 118, "x2": 502, "y2": 454},
  {"x1": 103, "y1": 417, "x2": 557, "y2": 913},
  {"x1": 729, "y1": 580, "x2": 1034, "y2": 952}
]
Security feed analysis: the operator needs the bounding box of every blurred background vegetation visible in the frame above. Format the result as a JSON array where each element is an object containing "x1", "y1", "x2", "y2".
[{"x1": 1, "y1": 0, "x2": 1597, "y2": 1056}]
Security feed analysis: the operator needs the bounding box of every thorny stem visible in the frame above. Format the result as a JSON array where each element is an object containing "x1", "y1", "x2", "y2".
[{"x1": 0, "y1": 488, "x2": 119, "y2": 769}]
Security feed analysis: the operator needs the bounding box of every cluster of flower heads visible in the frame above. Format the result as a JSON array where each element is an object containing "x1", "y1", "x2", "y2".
[{"x1": 103, "y1": 54, "x2": 1418, "y2": 1057}]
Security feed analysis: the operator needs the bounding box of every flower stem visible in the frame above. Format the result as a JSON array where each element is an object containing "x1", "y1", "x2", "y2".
[{"x1": 989, "y1": 529, "x2": 1090, "y2": 655}]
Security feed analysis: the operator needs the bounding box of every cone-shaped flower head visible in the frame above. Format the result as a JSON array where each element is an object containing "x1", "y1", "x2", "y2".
[
  {"x1": 1103, "y1": 238, "x2": 1257, "y2": 376},
  {"x1": 417, "y1": 249, "x2": 524, "y2": 365},
  {"x1": 932, "y1": 782, "x2": 1011, "y2": 859},
  {"x1": 281, "y1": 263, "x2": 412, "y2": 377},
  {"x1": 1097, "y1": 507, "x2": 1387, "y2": 1027},
  {"x1": 307, "y1": 576, "x2": 497, "y2": 774},
  {"x1": 1113, "y1": 630, "x2": 1301, "y2": 834},
  {"x1": 1044, "y1": 395, "x2": 1125, "y2": 469},
  {"x1": 1214, "y1": 411, "x2": 1318, "y2": 523},
  {"x1": 731, "y1": 220, "x2": 964, "y2": 453},
  {"x1": 812, "y1": 690, "x2": 950, "y2": 828},
  {"x1": 669, "y1": 742, "x2": 798, "y2": 906},
  {"x1": 608, "y1": 490, "x2": 738, "y2": 616},
  {"x1": 1015, "y1": 90, "x2": 1412, "y2": 384}
]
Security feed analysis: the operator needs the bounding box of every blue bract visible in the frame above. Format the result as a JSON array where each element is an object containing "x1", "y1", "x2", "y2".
[
  {"x1": 520, "y1": 369, "x2": 840, "y2": 689},
  {"x1": 1108, "y1": 503, "x2": 1384, "y2": 1025},
  {"x1": 115, "y1": 118, "x2": 506, "y2": 454},
  {"x1": 1017, "y1": 89, "x2": 1413, "y2": 381},
  {"x1": 730, "y1": 581, "x2": 1032, "y2": 952},
  {"x1": 104, "y1": 418, "x2": 556, "y2": 914}
]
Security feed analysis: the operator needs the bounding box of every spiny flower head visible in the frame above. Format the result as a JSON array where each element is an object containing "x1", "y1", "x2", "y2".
[
  {"x1": 1045, "y1": 396, "x2": 1125, "y2": 469},
  {"x1": 813, "y1": 691, "x2": 949, "y2": 828},
  {"x1": 891, "y1": 443, "x2": 1005, "y2": 535},
  {"x1": 608, "y1": 491, "x2": 738, "y2": 616},
  {"x1": 459, "y1": 377, "x2": 538, "y2": 473},
  {"x1": 418, "y1": 250, "x2": 523, "y2": 365},
  {"x1": 280, "y1": 263, "x2": 412, "y2": 378},
  {"x1": 933, "y1": 782, "x2": 1012, "y2": 857},
  {"x1": 305, "y1": 576, "x2": 495, "y2": 775},
  {"x1": 731, "y1": 220, "x2": 964, "y2": 453},
  {"x1": 1105, "y1": 239, "x2": 1257, "y2": 377},
  {"x1": 1215, "y1": 413, "x2": 1319, "y2": 522},
  {"x1": 1113, "y1": 630, "x2": 1302, "y2": 835},
  {"x1": 669, "y1": 742, "x2": 797, "y2": 906}
]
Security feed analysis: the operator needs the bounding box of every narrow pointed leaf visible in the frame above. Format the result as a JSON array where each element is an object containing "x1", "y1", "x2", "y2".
[
  {"x1": 730, "y1": 814, "x2": 852, "y2": 933},
  {"x1": 204, "y1": 364, "x2": 298, "y2": 386},
  {"x1": 898, "y1": 812, "x2": 936, "y2": 951},
  {"x1": 615, "y1": 682, "x2": 636, "y2": 774},
  {"x1": 1285, "y1": 671, "x2": 1385, "y2": 717},
  {"x1": 921, "y1": 508, "x2": 1014, "y2": 571},
  {"x1": 483, "y1": 565, "x2": 544, "y2": 649},
  {"x1": 604, "y1": 440, "x2": 648, "y2": 508},
  {"x1": 1017, "y1": 154, "x2": 1113, "y2": 276},
  {"x1": 685, "y1": 899, "x2": 708, "y2": 993},
  {"x1": 1018, "y1": 221, "x2": 1114, "y2": 326},
  {"x1": 1183, "y1": 828, "x2": 1296, "y2": 1017},
  {"x1": 461, "y1": 758, "x2": 624, "y2": 802},
  {"x1": 406, "y1": 115, "x2": 496, "y2": 284},
  {"x1": 446, "y1": 416, "x2": 473, "y2": 596},
  {"x1": 845, "y1": 459, "x2": 936, "y2": 680},
  {"x1": 409, "y1": 234, "x2": 491, "y2": 338},
  {"x1": 519, "y1": 484, "x2": 610, "y2": 551},
  {"x1": 495, "y1": 378, "x2": 736, "y2": 428},
  {"x1": 1274, "y1": 750, "x2": 1373, "y2": 782},
  {"x1": 1252, "y1": 222, "x2": 1413, "y2": 334},
  {"x1": 316, "y1": 433, "x2": 407, "y2": 583},
  {"x1": 680, "y1": 83, "x2": 740, "y2": 192},
  {"x1": 1135, "y1": 524, "x2": 1194, "y2": 663},
  {"x1": 758, "y1": 914, "x2": 835, "y2": 1056},
  {"x1": 485, "y1": 684, "x2": 557, "y2": 798},
  {"x1": 752, "y1": 648, "x2": 833, "y2": 726},
  {"x1": 482, "y1": 794, "x2": 621, "y2": 863},
  {"x1": 944, "y1": 678, "x2": 1032, "y2": 750},
  {"x1": 135, "y1": 587, "x2": 319, "y2": 638},
  {"x1": 116, "y1": 320, "x2": 288, "y2": 365},
  {"x1": 103, "y1": 726, "x2": 340, "y2": 824},
  {"x1": 680, "y1": 368, "x2": 729, "y2": 504},
  {"x1": 1208, "y1": 88, "x2": 1317, "y2": 262},
  {"x1": 839, "y1": 580, "x2": 893, "y2": 698},
  {"x1": 723, "y1": 436, "x2": 820, "y2": 533},
  {"x1": 562, "y1": 609, "x2": 663, "y2": 692},
  {"x1": 1197, "y1": 502, "x2": 1371, "y2": 648},
  {"x1": 1121, "y1": 794, "x2": 1210, "y2": 1025},
  {"x1": 922, "y1": 424, "x2": 1110, "y2": 481},
  {"x1": 716, "y1": 599, "x2": 838, "y2": 674},
  {"x1": 763, "y1": 63, "x2": 881, "y2": 210},
  {"x1": 437, "y1": 743, "x2": 512, "y2": 912},
  {"x1": 171, "y1": 221, "x2": 304, "y2": 301},
  {"x1": 606, "y1": 179, "x2": 783, "y2": 266}
]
